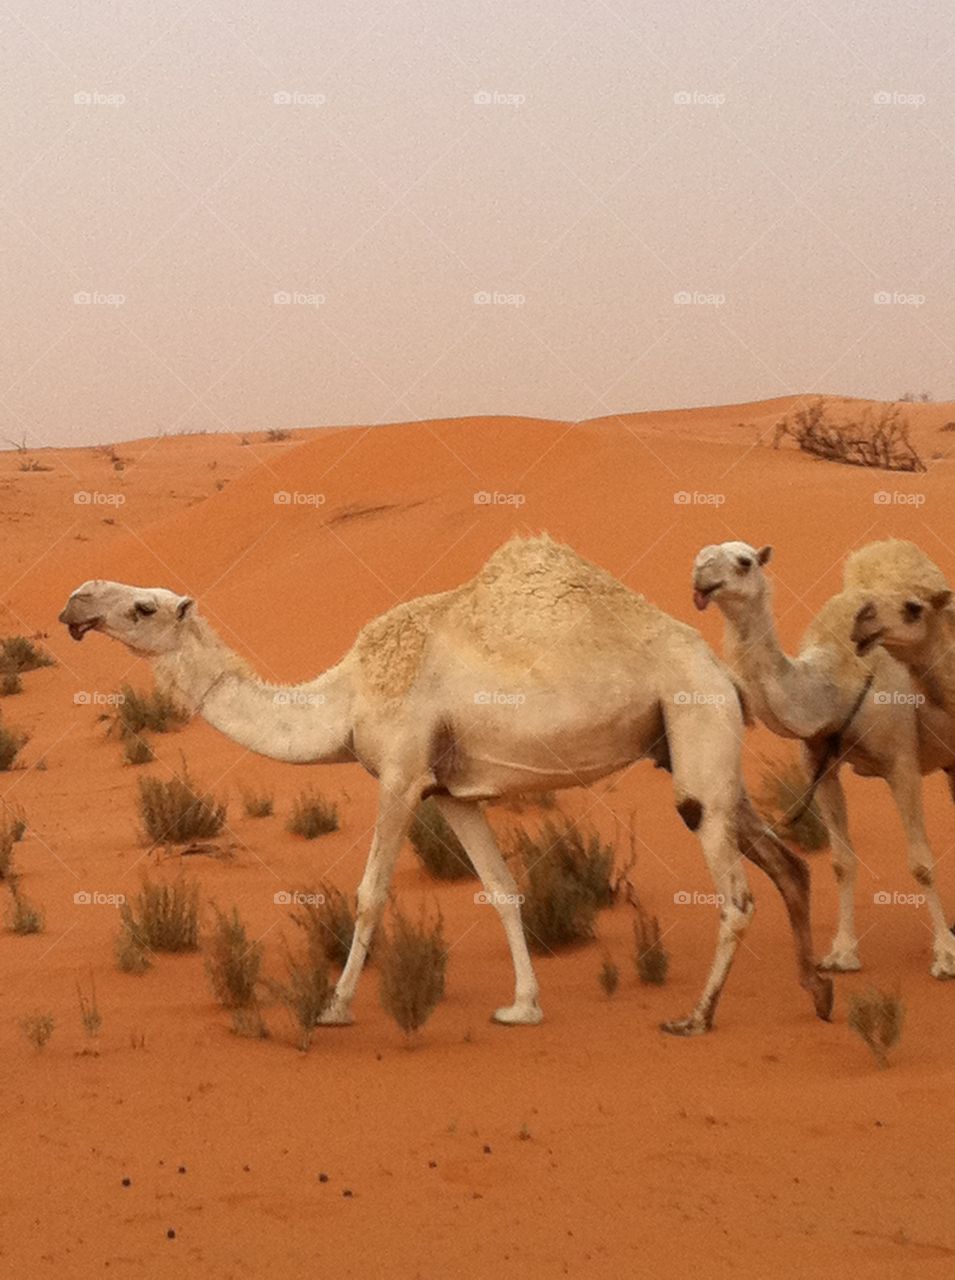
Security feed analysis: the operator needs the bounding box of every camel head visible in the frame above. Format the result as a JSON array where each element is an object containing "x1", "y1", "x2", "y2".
[
  {"x1": 59, "y1": 580, "x2": 195, "y2": 656},
  {"x1": 851, "y1": 588, "x2": 953, "y2": 657},
  {"x1": 692, "y1": 541, "x2": 773, "y2": 613}
]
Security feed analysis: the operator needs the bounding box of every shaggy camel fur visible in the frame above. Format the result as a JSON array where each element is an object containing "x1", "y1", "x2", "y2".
[
  {"x1": 61, "y1": 535, "x2": 832, "y2": 1034},
  {"x1": 693, "y1": 540, "x2": 955, "y2": 977}
]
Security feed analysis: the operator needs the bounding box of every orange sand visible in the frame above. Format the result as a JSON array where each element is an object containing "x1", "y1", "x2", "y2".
[{"x1": 2, "y1": 401, "x2": 955, "y2": 1278}]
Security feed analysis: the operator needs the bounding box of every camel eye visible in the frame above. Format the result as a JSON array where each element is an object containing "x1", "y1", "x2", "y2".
[
  {"x1": 737, "y1": 557, "x2": 752, "y2": 570},
  {"x1": 904, "y1": 600, "x2": 924, "y2": 622},
  {"x1": 134, "y1": 601, "x2": 157, "y2": 618}
]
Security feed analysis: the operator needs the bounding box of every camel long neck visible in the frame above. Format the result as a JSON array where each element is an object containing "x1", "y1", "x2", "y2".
[
  {"x1": 721, "y1": 590, "x2": 792, "y2": 689},
  {"x1": 154, "y1": 619, "x2": 354, "y2": 764}
]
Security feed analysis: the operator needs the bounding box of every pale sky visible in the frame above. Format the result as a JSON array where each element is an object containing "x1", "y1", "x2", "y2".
[{"x1": 2, "y1": 0, "x2": 953, "y2": 446}]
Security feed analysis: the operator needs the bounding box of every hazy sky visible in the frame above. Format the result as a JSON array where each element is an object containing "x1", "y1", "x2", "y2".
[{"x1": 2, "y1": 0, "x2": 953, "y2": 446}]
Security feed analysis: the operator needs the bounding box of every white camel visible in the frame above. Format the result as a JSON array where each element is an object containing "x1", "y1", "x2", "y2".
[
  {"x1": 692, "y1": 539, "x2": 955, "y2": 977},
  {"x1": 61, "y1": 534, "x2": 833, "y2": 1034}
]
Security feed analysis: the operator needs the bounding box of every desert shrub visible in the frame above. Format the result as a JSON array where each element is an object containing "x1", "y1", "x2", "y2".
[
  {"x1": 119, "y1": 877, "x2": 199, "y2": 952},
  {"x1": 137, "y1": 764, "x2": 226, "y2": 843},
  {"x1": 773, "y1": 398, "x2": 925, "y2": 472},
  {"x1": 116, "y1": 684, "x2": 187, "y2": 736},
  {"x1": 5, "y1": 807, "x2": 26, "y2": 842},
  {"x1": 0, "y1": 636, "x2": 54, "y2": 673},
  {"x1": 848, "y1": 987, "x2": 905, "y2": 1068},
  {"x1": 20, "y1": 1012, "x2": 54, "y2": 1050},
  {"x1": 122, "y1": 733, "x2": 154, "y2": 766},
  {"x1": 7, "y1": 880, "x2": 44, "y2": 934},
  {"x1": 0, "y1": 830, "x2": 16, "y2": 882},
  {"x1": 290, "y1": 884, "x2": 359, "y2": 968},
  {"x1": 115, "y1": 926, "x2": 151, "y2": 973},
  {"x1": 265, "y1": 427, "x2": 293, "y2": 442},
  {"x1": 286, "y1": 790, "x2": 338, "y2": 839},
  {"x1": 76, "y1": 974, "x2": 102, "y2": 1044},
  {"x1": 205, "y1": 905, "x2": 263, "y2": 1009},
  {"x1": 598, "y1": 955, "x2": 620, "y2": 997},
  {"x1": 510, "y1": 819, "x2": 615, "y2": 953},
  {"x1": 242, "y1": 789, "x2": 274, "y2": 818},
  {"x1": 633, "y1": 903, "x2": 669, "y2": 985},
  {"x1": 378, "y1": 907, "x2": 447, "y2": 1036},
  {"x1": 408, "y1": 798, "x2": 475, "y2": 880},
  {"x1": 0, "y1": 672, "x2": 22, "y2": 697},
  {"x1": 759, "y1": 759, "x2": 828, "y2": 852},
  {"x1": 0, "y1": 719, "x2": 28, "y2": 771},
  {"x1": 273, "y1": 935, "x2": 332, "y2": 1053}
]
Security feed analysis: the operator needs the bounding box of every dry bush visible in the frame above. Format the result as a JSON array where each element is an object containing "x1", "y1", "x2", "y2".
[
  {"x1": 758, "y1": 758, "x2": 828, "y2": 852},
  {"x1": 115, "y1": 927, "x2": 151, "y2": 973},
  {"x1": 205, "y1": 905, "x2": 263, "y2": 1009},
  {"x1": 377, "y1": 907, "x2": 447, "y2": 1037},
  {"x1": 848, "y1": 987, "x2": 905, "y2": 1068},
  {"x1": 119, "y1": 878, "x2": 199, "y2": 952},
  {"x1": 408, "y1": 798, "x2": 475, "y2": 880},
  {"x1": 122, "y1": 733, "x2": 154, "y2": 766},
  {"x1": 286, "y1": 790, "x2": 338, "y2": 839},
  {"x1": 290, "y1": 884, "x2": 359, "y2": 968},
  {"x1": 115, "y1": 684, "x2": 187, "y2": 736},
  {"x1": 633, "y1": 903, "x2": 669, "y2": 985},
  {"x1": 20, "y1": 1012, "x2": 54, "y2": 1050},
  {"x1": 0, "y1": 672, "x2": 22, "y2": 697},
  {"x1": 0, "y1": 718, "x2": 28, "y2": 771},
  {"x1": 773, "y1": 398, "x2": 925, "y2": 472},
  {"x1": 6, "y1": 880, "x2": 44, "y2": 934},
  {"x1": 0, "y1": 636, "x2": 55, "y2": 673},
  {"x1": 510, "y1": 818, "x2": 615, "y2": 954},
  {"x1": 598, "y1": 955, "x2": 620, "y2": 997},
  {"x1": 273, "y1": 934, "x2": 332, "y2": 1052},
  {"x1": 137, "y1": 764, "x2": 226, "y2": 843},
  {"x1": 241, "y1": 789, "x2": 274, "y2": 818},
  {"x1": 265, "y1": 427, "x2": 293, "y2": 442},
  {"x1": 76, "y1": 974, "x2": 102, "y2": 1045}
]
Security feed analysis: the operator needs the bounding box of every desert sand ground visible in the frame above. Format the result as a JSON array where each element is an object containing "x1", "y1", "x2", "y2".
[{"x1": 2, "y1": 398, "x2": 955, "y2": 1278}]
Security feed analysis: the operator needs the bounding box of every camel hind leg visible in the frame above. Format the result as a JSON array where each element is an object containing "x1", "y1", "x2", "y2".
[{"x1": 659, "y1": 697, "x2": 755, "y2": 1035}]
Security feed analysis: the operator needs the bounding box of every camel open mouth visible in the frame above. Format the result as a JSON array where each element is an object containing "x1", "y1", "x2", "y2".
[
  {"x1": 67, "y1": 619, "x2": 101, "y2": 642},
  {"x1": 693, "y1": 582, "x2": 722, "y2": 612}
]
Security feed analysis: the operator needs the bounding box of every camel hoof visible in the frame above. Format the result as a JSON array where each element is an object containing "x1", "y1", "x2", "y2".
[
  {"x1": 811, "y1": 974, "x2": 835, "y2": 1021},
  {"x1": 930, "y1": 952, "x2": 955, "y2": 979},
  {"x1": 819, "y1": 948, "x2": 861, "y2": 972},
  {"x1": 491, "y1": 1001, "x2": 543, "y2": 1026},
  {"x1": 316, "y1": 1002, "x2": 354, "y2": 1026},
  {"x1": 660, "y1": 1015, "x2": 709, "y2": 1037}
]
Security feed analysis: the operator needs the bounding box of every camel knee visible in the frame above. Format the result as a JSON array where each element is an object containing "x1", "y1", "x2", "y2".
[
  {"x1": 911, "y1": 863, "x2": 934, "y2": 888},
  {"x1": 721, "y1": 888, "x2": 755, "y2": 940}
]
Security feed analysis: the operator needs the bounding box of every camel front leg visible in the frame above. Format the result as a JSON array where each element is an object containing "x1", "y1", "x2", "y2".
[
  {"x1": 433, "y1": 796, "x2": 542, "y2": 1024},
  {"x1": 885, "y1": 761, "x2": 955, "y2": 978},
  {"x1": 811, "y1": 767, "x2": 863, "y2": 972},
  {"x1": 318, "y1": 775, "x2": 422, "y2": 1025}
]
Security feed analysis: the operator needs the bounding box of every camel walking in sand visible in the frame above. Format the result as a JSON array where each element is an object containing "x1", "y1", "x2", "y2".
[
  {"x1": 60, "y1": 535, "x2": 832, "y2": 1033},
  {"x1": 693, "y1": 539, "x2": 955, "y2": 977}
]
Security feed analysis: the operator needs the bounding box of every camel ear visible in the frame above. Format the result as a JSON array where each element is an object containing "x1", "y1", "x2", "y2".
[
  {"x1": 757, "y1": 545, "x2": 773, "y2": 566},
  {"x1": 930, "y1": 589, "x2": 953, "y2": 611},
  {"x1": 176, "y1": 597, "x2": 194, "y2": 621}
]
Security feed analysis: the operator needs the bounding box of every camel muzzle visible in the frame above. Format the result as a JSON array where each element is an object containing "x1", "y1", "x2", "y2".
[
  {"x1": 58, "y1": 602, "x2": 102, "y2": 641},
  {"x1": 692, "y1": 581, "x2": 722, "y2": 612}
]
